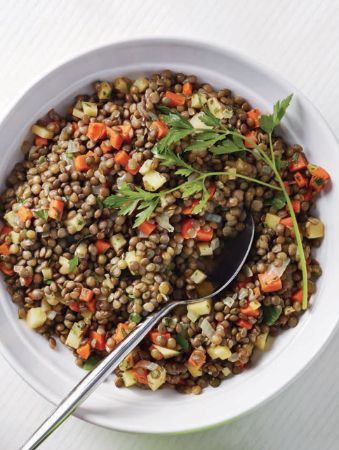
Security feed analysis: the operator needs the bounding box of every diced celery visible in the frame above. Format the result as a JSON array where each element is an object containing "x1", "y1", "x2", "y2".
[
  {"x1": 26, "y1": 308, "x2": 47, "y2": 329},
  {"x1": 147, "y1": 366, "x2": 167, "y2": 391},
  {"x1": 153, "y1": 345, "x2": 180, "y2": 359},
  {"x1": 189, "y1": 112, "x2": 213, "y2": 130},
  {"x1": 207, "y1": 345, "x2": 231, "y2": 360},
  {"x1": 264, "y1": 213, "x2": 280, "y2": 229},
  {"x1": 65, "y1": 322, "x2": 84, "y2": 349},
  {"x1": 207, "y1": 97, "x2": 233, "y2": 119},
  {"x1": 190, "y1": 269, "x2": 207, "y2": 284},
  {"x1": 255, "y1": 332, "x2": 269, "y2": 351},
  {"x1": 186, "y1": 363, "x2": 202, "y2": 377},
  {"x1": 42, "y1": 267, "x2": 52, "y2": 281},
  {"x1": 139, "y1": 159, "x2": 154, "y2": 175},
  {"x1": 143, "y1": 170, "x2": 167, "y2": 192},
  {"x1": 187, "y1": 299, "x2": 211, "y2": 318},
  {"x1": 114, "y1": 77, "x2": 130, "y2": 94},
  {"x1": 197, "y1": 242, "x2": 213, "y2": 256},
  {"x1": 31, "y1": 124, "x2": 54, "y2": 139},
  {"x1": 72, "y1": 108, "x2": 84, "y2": 119},
  {"x1": 82, "y1": 102, "x2": 98, "y2": 117},
  {"x1": 122, "y1": 370, "x2": 137, "y2": 387},
  {"x1": 110, "y1": 233, "x2": 127, "y2": 253},
  {"x1": 305, "y1": 217, "x2": 324, "y2": 239},
  {"x1": 191, "y1": 93, "x2": 207, "y2": 109},
  {"x1": 97, "y1": 81, "x2": 112, "y2": 100},
  {"x1": 133, "y1": 77, "x2": 149, "y2": 93}
]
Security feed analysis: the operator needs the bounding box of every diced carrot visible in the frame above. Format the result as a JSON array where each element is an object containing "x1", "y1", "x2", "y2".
[
  {"x1": 125, "y1": 161, "x2": 140, "y2": 175},
  {"x1": 115, "y1": 150, "x2": 130, "y2": 167},
  {"x1": 0, "y1": 263, "x2": 14, "y2": 276},
  {"x1": 182, "y1": 199, "x2": 199, "y2": 215},
  {"x1": 246, "y1": 109, "x2": 261, "y2": 128},
  {"x1": 80, "y1": 288, "x2": 94, "y2": 303},
  {"x1": 68, "y1": 302, "x2": 80, "y2": 312},
  {"x1": 77, "y1": 342, "x2": 91, "y2": 360},
  {"x1": 244, "y1": 131, "x2": 257, "y2": 149},
  {"x1": 258, "y1": 273, "x2": 282, "y2": 293},
  {"x1": 0, "y1": 226, "x2": 12, "y2": 235},
  {"x1": 294, "y1": 172, "x2": 308, "y2": 188},
  {"x1": 207, "y1": 183, "x2": 216, "y2": 200},
  {"x1": 240, "y1": 306, "x2": 260, "y2": 317},
  {"x1": 303, "y1": 190, "x2": 313, "y2": 201},
  {"x1": 74, "y1": 154, "x2": 91, "y2": 172},
  {"x1": 23, "y1": 277, "x2": 33, "y2": 287},
  {"x1": 181, "y1": 219, "x2": 196, "y2": 239},
  {"x1": 151, "y1": 120, "x2": 169, "y2": 139},
  {"x1": 280, "y1": 217, "x2": 293, "y2": 229},
  {"x1": 87, "y1": 122, "x2": 107, "y2": 141},
  {"x1": 138, "y1": 221, "x2": 157, "y2": 236},
  {"x1": 90, "y1": 330, "x2": 106, "y2": 351},
  {"x1": 48, "y1": 199, "x2": 64, "y2": 221},
  {"x1": 310, "y1": 167, "x2": 330, "y2": 192},
  {"x1": 35, "y1": 137, "x2": 48, "y2": 146},
  {"x1": 113, "y1": 323, "x2": 129, "y2": 344},
  {"x1": 164, "y1": 91, "x2": 186, "y2": 107},
  {"x1": 291, "y1": 199, "x2": 301, "y2": 214},
  {"x1": 149, "y1": 331, "x2": 171, "y2": 345},
  {"x1": 95, "y1": 239, "x2": 110, "y2": 254},
  {"x1": 71, "y1": 122, "x2": 78, "y2": 133},
  {"x1": 107, "y1": 128, "x2": 123, "y2": 150},
  {"x1": 188, "y1": 350, "x2": 206, "y2": 369},
  {"x1": 283, "y1": 181, "x2": 291, "y2": 195},
  {"x1": 0, "y1": 243, "x2": 10, "y2": 255},
  {"x1": 131, "y1": 367, "x2": 148, "y2": 384},
  {"x1": 100, "y1": 140, "x2": 112, "y2": 154},
  {"x1": 182, "y1": 82, "x2": 193, "y2": 97},
  {"x1": 236, "y1": 280, "x2": 250, "y2": 289},
  {"x1": 17, "y1": 206, "x2": 33, "y2": 222},
  {"x1": 196, "y1": 228, "x2": 213, "y2": 242},
  {"x1": 87, "y1": 300, "x2": 96, "y2": 313},
  {"x1": 292, "y1": 289, "x2": 303, "y2": 303},
  {"x1": 236, "y1": 319, "x2": 253, "y2": 330},
  {"x1": 289, "y1": 153, "x2": 307, "y2": 172},
  {"x1": 119, "y1": 124, "x2": 133, "y2": 143}
]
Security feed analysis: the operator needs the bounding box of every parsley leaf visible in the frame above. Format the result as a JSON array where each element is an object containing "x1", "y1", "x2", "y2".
[
  {"x1": 154, "y1": 128, "x2": 194, "y2": 154},
  {"x1": 263, "y1": 305, "x2": 282, "y2": 326},
  {"x1": 155, "y1": 149, "x2": 195, "y2": 177},
  {"x1": 184, "y1": 131, "x2": 226, "y2": 152},
  {"x1": 210, "y1": 137, "x2": 246, "y2": 155},
  {"x1": 68, "y1": 256, "x2": 79, "y2": 273},
  {"x1": 199, "y1": 107, "x2": 221, "y2": 127},
  {"x1": 260, "y1": 94, "x2": 293, "y2": 134},
  {"x1": 134, "y1": 199, "x2": 159, "y2": 228},
  {"x1": 192, "y1": 185, "x2": 210, "y2": 214},
  {"x1": 275, "y1": 157, "x2": 288, "y2": 171},
  {"x1": 33, "y1": 209, "x2": 49, "y2": 220},
  {"x1": 160, "y1": 112, "x2": 192, "y2": 130},
  {"x1": 175, "y1": 334, "x2": 190, "y2": 352},
  {"x1": 96, "y1": 197, "x2": 105, "y2": 209},
  {"x1": 267, "y1": 192, "x2": 286, "y2": 210}
]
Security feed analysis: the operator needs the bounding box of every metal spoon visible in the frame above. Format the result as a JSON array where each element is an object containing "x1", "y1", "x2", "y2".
[{"x1": 21, "y1": 215, "x2": 254, "y2": 450}]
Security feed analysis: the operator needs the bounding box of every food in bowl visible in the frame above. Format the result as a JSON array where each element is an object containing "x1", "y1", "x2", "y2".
[{"x1": 0, "y1": 70, "x2": 330, "y2": 394}]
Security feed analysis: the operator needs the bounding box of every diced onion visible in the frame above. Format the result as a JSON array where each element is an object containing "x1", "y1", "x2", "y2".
[
  {"x1": 238, "y1": 288, "x2": 248, "y2": 300},
  {"x1": 156, "y1": 213, "x2": 174, "y2": 232},
  {"x1": 201, "y1": 318, "x2": 214, "y2": 339},
  {"x1": 134, "y1": 360, "x2": 159, "y2": 371},
  {"x1": 266, "y1": 257, "x2": 290, "y2": 279}
]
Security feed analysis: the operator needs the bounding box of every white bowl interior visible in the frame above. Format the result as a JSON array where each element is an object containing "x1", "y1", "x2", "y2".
[{"x1": 0, "y1": 39, "x2": 338, "y2": 433}]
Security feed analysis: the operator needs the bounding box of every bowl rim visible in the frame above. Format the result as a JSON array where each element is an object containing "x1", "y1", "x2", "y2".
[{"x1": 0, "y1": 36, "x2": 338, "y2": 435}]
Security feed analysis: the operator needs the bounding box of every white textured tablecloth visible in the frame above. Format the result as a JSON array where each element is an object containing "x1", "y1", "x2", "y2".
[{"x1": 1, "y1": 1, "x2": 339, "y2": 448}]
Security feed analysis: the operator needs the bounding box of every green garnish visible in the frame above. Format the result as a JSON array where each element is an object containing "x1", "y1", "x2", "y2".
[
  {"x1": 38, "y1": 156, "x2": 46, "y2": 163},
  {"x1": 82, "y1": 355, "x2": 100, "y2": 371},
  {"x1": 68, "y1": 256, "x2": 79, "y2": 273},
  {"x1": 263, "y1": 305, "x2": 283, "y2": 326},
  {"x1": 129, "y1": 313, "x2": 142, "y2": 324},
  {"x1": 268, "y1": 192, "x2": 287, "y2": 210},
  {"x1": 34, "y1": 209, "x2": 49, "y2": 220},
  {"x1": 175, "y1": 334, "x2": 190, "y2": 352}
]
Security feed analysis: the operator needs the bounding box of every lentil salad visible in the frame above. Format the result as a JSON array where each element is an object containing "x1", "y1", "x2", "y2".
[{"x1": 0, "y1": 71, "x2": 330, "y2": 394}]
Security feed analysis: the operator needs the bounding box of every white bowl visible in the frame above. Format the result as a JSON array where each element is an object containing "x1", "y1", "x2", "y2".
[{"x1": 0, "y1": 38, "x2": 338, "y2": 434}]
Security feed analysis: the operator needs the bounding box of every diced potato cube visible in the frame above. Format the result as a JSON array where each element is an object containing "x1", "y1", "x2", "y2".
[
  {"x1": 255, "y1": 332, "x2": 269, "y2": 351},
  {"x1": 26, "y1": 308, "x2": 47, "y2": 329},
  {"x1": 65, "y1": 322, "x2": 84, "y2": 349},
  {"x1": 82, "y1": 102, "x2": 98, "y2": 117},
  {"x1": 187, "y1": 299, "x2": 211, "y2": 318},
  {"x1": 186, "y1": 363, "x2": 202, "y2": 377},
  {"x1": 305, "y1": 217, "x2": 324, "y2": 239},
  {"x1": 72, "y1": 108, "x2": 84, "y2": 119},
  {"x1": 65, "y1": 213, "x2": 85, "y2": 234},
  {"x1": 97, "y1": 81, "x2": 112, "y2": 100},
  {"x1": 133, "y1": 77, "x2": 149, "y2": 93},
  {"x1": 147, "y1": 366, "x2": 167, "y2": 391},
  {"x1": 42, "y1": 267, "x2": 52, "y2": 281},
  {"x1": 191, "y1": 93, "x2": 207, "y2": 109},
  {"x1": 114, "y1": 77, "x2": 130, "y2": 94},
  {"x1": 153, "y1": 345, "x2": 180, "y2": 359},
  {"x1": 189, "y1": 112, "x2": 213, "y2": 130},
  {"x1": 264, "y1": 213, "x2": 281, "y2": 229},
  {"x1": 207, "y1": 345, "x2": 231, "y2": 360},
  {"x1": 143, "y1": 170, "x2": 167, "y2": 192},
  {"x1": 197, "y1": 242, "x2": 213, "y2": 256},
  {"x1": 122, "y1": 370, "x2": 137, "y2": 387},
  {"x1": 110, "y1": 233, "x2": 127, "y2": 253},
  {"x1": 139, "y1": 159, "x2": 154, "y2": 175},
  {"x1": 190, "y1": 269, "x2": 207, "y2": 284},
  {"x1": 31, "y1": 124, "x2": 54, "y2": 139}
]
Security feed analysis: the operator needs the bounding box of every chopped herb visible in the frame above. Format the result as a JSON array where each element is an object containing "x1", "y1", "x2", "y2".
[
  {"x1": 43, "y1": 279, "x2": 52, "y2": 285},
  {"x1": 291, "y1": 152, "x2": 299, "y2": 163},
  {"x1": 129, "y1": 313, "x2": 142, "y2": 324},
  {"x1": 267, "y1": 192, "x2": 287, "y2": 210},
  {"x1": 82, "y1": 355, "x2": 101, "y2": 371},
  {"x1": 38, "y1": 156, "x2": 46, "y2": 163},
  {"x1": 34, "y1": 209, "x2": 49, "y2": 220},
  {"x1": 68, "y1": 256, "x2": 79, "y2": 273},
  {"x1": 175, "y1": 334, "x2": 190, "y2": 352},
  {"x1": 200, "y1": 106, "x2": 221, "y2": 127},
  {"x1": 96, "y1": 197, "x2": 105, "y2": 209},
  {"x1": 275, "y1": 157, "x2": 288, "y2": 171},
  {"x1": 263, "y1": 305, "x2": 282, "y2": 326},
  {"x1": 17, "y1": 197, "x2": 27, "y2": 204}
]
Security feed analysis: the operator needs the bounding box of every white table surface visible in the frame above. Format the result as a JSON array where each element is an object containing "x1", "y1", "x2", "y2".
[{"x1": 1, "y1": 0, "x2": 339, "y2": 448}]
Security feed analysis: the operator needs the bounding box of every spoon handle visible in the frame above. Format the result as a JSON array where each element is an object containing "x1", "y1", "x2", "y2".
[{"x1": 21, "y1": 300, "x2": 178, "y2": 450}]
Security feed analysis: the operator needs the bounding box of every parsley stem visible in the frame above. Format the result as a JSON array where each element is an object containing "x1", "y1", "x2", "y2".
[
  {"x1": 268, "y1": 133, "x2": 276, "y2": 169},
  {"x1": 203, "y1": 172, "x2": 282, "y2": 191}
]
